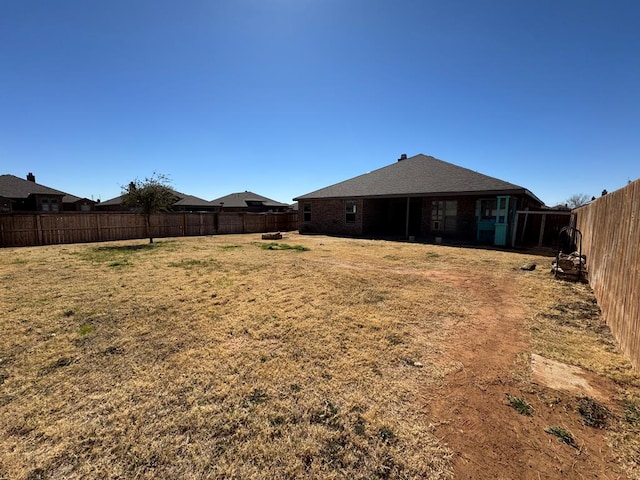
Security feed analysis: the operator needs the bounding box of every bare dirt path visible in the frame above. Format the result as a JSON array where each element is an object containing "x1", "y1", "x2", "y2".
[{"x1": 425, "y1": 270, "x2": 625, "y2": 480}]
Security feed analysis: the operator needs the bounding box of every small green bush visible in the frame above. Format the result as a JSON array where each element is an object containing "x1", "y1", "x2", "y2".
[
  {"x1": 506, "y1": 393, "x2": 533, "y2": 416},
  {"x1": 577, "y1": 396, "x2": 610, "y2": 428},
  {"x1": 545, "y1": 426, "x2": 578, "y2": 448},
  {"x1": 258, "y1": 243, "x2": 309, "y2": 252}
]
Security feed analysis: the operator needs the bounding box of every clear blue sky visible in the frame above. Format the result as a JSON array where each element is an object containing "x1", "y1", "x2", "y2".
[{"x1": 2, "y1": 1, "x2": 639, "y2": 206}]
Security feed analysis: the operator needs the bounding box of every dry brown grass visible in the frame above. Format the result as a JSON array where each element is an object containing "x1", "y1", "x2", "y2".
[
  {"x1": 520, "y1": 268, "x2": 640, "y2": 478},
  {"x1": 1, "y1": 233, "x2": 638, "y2": 479}
]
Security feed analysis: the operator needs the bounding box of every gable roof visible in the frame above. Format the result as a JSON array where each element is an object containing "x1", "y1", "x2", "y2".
[
  {"x1": 61, "y1": 193, "x2": 94, "y2": 204},
  {"x1": 173, "y1": 194, "x2": 215, "y2": 208},
  {"x1": 100, "y1": 189, "x2": 212, "y2": 208},
  {"x1": 210, "y1": 191, "x2": 289, "y2": 208},
  {"x1": 294, "y1": 154, "x2": 542, "y2": 203},
  {"x1": 0, "y1": 174, "x2": 67, "y2": 199}
]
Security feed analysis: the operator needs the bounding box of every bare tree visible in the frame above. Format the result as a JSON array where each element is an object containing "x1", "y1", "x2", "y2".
[
  {"x1": 565, "y1": 193, "x2": 591, "y2": 209},
  {"x1": 121, "y1": 173, "x2": 176, "y2": 243}
]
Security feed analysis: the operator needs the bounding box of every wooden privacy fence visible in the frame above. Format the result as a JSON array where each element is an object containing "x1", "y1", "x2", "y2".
[
  {"x1": 0, "y1": 211, "x2": 299, "y2": 247},
  {"x1": 575, "y1": 178, "x2": 640, "y2": 369}
]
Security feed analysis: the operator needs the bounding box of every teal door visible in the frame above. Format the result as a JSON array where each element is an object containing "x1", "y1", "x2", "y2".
[
  {"x1": 476, "y1": 198, "x2": 496, "y2": 243},
  {"x1": 494, "y1": 196, "x2": 509, "y2": 246}
]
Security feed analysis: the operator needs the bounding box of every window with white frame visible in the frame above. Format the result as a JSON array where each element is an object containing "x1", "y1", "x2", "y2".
[{"x1": 345, "y1": 201, "x2": 356, "y2": 223}]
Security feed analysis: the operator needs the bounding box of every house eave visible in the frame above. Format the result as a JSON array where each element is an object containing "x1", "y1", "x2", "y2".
[{"x1": 294, "y1": 189, "x2": 541, "y2": 203}]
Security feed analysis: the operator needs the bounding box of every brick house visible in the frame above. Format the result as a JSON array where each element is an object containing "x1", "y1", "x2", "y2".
[
  {"x1": 293, "y1": 154, "x2": 543, "y2": 246},
  {"x1": 0, "y1": 173, "x2": 95, "y2": 212}
]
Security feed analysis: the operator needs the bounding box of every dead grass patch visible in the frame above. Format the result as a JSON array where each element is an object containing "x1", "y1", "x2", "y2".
[
  {"x1": 1, "y1": 234, "x2": 638, "y2": 479},
  {"x1": 0, "y1": 234, "x2": 455, "y2": 479},
  {"x1": 520, "y1": 263, "x2": 640, "y2": 478}
]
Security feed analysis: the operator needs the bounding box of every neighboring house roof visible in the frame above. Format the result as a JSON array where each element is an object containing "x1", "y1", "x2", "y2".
[
  {"x1": 173, "y1": 194, "x2": 214, "y2": 208},
  {"x1": 100, "y1": 189, "x2": 211, "y2": 208},
  {"x1": 294, "y1": 154, "x2": 543, "y2": 204},
  {"x1": 96, "y1": 195, "x2": 124, "y2": 206},
  {"x1": 211, "y1": 191, "x2": 289, "y2": 208},
  {"x1": 545, "y1": 204, "x2": 572, "y2": 211},
  {"x1": 62, "y1": 194, "x2": 94, "y2": 203},
  {"x1": 0, "y1": 174, "x2": 67, "y2": 198}
]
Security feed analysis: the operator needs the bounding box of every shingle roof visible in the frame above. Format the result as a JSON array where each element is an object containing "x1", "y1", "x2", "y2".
[
  {"x1": 210, "y1": 191, "x2": 289, "y2": 208},
  {"x1": 0, "y1": 175, "x2": 96, "y2": 206},
  {"x1": 0, "y1": 174, "x2": 67, "y2": 198},
  {"x1": 293, "y1": 154, "x2": 542, "y2": 203},
  {"x1": 96, "y1": 195, "x2": 124, "y2": 206},
  {"x1": 62, "y1": 194, "x2": 83, "y2": 203},
  {"x1": 100, "y1": 189, "x2": 212, "y2": 208},
  {"x1": 173, "y1": 194, "x2": 214, "y2": 207}
]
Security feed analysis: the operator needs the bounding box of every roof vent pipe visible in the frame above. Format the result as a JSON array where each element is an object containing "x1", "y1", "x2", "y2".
[{"x1": 398, "y1": 153, "x2": 407, "y2": 162}]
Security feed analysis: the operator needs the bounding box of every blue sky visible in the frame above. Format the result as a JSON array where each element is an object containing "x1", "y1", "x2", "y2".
[{"x1": 1, "y1": 1, "x2": 639, "y2": 206}]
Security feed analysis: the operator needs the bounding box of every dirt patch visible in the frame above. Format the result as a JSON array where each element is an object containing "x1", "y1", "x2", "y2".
[
  {"x1": 531, "y1": 353, "x2": 613, "y2": 402},
  {"x1": 426, "y1": 271, "x2": 627, "y2": 479}
]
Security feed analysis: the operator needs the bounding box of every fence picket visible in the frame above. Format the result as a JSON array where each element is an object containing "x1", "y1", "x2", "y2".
[
  {"x1": 0, "y1": 212, "x2": 298, "y2": 248},
  {"x1": 576, "y1": 178, "x2": 640, "y2": 369}
]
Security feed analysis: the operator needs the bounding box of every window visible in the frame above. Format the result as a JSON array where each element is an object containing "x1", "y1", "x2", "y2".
[
  {"x1": 41, "y1": 198, "x2": 59, "y2": 212},
  {"x1": 345, "y1": 201, "x2": 356, "y2": 223},
  {"x1": 479, "y1": 199, "x2": 497, "y2": 221},
  {"x1": 431, "y1": 200, "x2": 457, "y2": 232},
  {"x1": 303, "y1": 202, "x2": 311, "y2": 222}
]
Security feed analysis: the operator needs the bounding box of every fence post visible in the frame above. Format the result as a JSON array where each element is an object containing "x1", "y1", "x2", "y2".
[
  {"x1": 538, "y1": 214, "x2": 546, "y2": 247},
  {"x1": 96, "y1": 213, "x2": 102, "y2": 241},
  {"x1": 35, "y1": 215, "x2": 43, "y2": 245}
]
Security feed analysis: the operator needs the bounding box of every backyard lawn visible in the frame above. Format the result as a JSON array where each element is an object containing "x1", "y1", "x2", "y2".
[{"x1": 1, "y1": 233, "x2": 639, "y2": 479}]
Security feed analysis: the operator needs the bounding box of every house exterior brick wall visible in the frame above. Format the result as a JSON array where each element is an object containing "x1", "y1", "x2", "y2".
[
  {"x1": 299, "y1": 198, "x2": 364, "y2": 235},
  {"x1": 299, "y1": 193, "x2": 539, "y2": 245}
]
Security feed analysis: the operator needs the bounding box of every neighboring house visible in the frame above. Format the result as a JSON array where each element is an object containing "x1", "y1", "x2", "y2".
[
  {"x1": 293, "y1": 154, "x2": 544, "y2": 246},
  {"x1": 0, "y1": 195, "x2": 13, "y2": 213},
  {"x1": 0, "y1": 173, "x2": 96, "y2": 212},
  {"x1": 97, "y1": 189, "x2": 216, "y2": 212},
  {"x1": 171, "y1": 194, "x2": 218, "y2": 212},
  {"x1": 211, "y1": 191, "x2": 290, "y2": 213}
]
